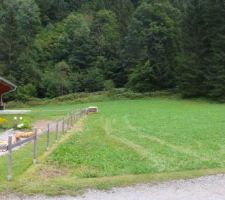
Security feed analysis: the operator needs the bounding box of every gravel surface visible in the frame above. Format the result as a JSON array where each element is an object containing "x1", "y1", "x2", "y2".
[
  {"x1": 1, "y1": 174, "x2": 225, "y2": 200},
  {"x1": 0, "y1": 129, "x2": 14, "y2": 156},
  {"x1": 0, "y1": 110, "x2": 31, "y2": 115},
  {"x1": 0, "y1": 120, "x2": 62, "y2": 157}
]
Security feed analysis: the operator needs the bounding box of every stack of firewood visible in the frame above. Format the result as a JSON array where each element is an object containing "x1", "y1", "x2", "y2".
[{"x1": 15, "y1": 132, "x2": 34, "y2": 141}]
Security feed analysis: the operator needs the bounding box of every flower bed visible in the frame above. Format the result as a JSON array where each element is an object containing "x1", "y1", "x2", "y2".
[{"x1": 0, "y1": 116, "x2": 31, "y2": 131}]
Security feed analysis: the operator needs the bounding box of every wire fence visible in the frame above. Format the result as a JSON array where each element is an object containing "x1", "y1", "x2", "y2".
[{"x1": 5, "y1": 108, "x2": 89, "y2": 181}]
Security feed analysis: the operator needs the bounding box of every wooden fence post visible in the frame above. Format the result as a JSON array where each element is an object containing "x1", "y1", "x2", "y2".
[
  {"x1": 74, "y1": 113, "x2": 76, "y2": 122},
  {"x1": 67, "y1": 117, "x2": 70, "y2": 130},
  {"x1": 46, "y1": 123, "x2": 50, "y2": 150},
  {"x1": 65, "y1": 117, "x2": 67, "y2": 132},
  {"x1": 72, "y1": 113, "x2": 74, "y2": 124},
  {"x1": 55, "y1": 122, "x2": 58, "y2": 142},
  {"x1": 33, "y1": 129, "x2": 37, "y2": 164},
  {"x1": 65, "y1": 118, "x2": 67, "y2": 132},
  {"x1": 70, "y1": 114, "x2": 73, "y2": 127},
  {"x1": 7, "y1": 136, "x2": 12, "y2": 181},
  {"x1": 62, "y1": 118, "x2": 65, "y2": 135}
]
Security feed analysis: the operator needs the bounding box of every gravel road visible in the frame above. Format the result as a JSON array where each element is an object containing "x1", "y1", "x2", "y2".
[{"x1": 1, "y1": 174, "x2": 225, "y2": 200}]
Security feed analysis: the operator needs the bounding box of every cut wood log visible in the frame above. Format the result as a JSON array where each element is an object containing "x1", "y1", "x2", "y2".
[{"x1": 15, "y1": 132, "x2": 34, "y2": 140}]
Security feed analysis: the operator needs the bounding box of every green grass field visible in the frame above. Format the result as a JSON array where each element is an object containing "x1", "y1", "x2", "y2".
[
  {"x1": 48, "y1": 99, "x2": 225, "y2": 175},
  {"x1": 1, "y1": 97, "x2": 225, "y2": 195}
]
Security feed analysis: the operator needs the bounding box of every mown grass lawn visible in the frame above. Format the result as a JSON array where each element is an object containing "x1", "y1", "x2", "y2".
[
  {"x1": 1, "y1": 97, "x2": 225, "y2": 195},
  {"x1": 49, "y1": 99, "x2": 225, "y2": 174}
]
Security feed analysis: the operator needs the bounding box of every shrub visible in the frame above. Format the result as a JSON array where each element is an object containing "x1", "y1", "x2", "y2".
[
  {"x1": 16, "y1": 118, "x2": 32, "y2": 130},
  {"x1": 0, "y1": 117, "x2": 8, "y2": 128}
]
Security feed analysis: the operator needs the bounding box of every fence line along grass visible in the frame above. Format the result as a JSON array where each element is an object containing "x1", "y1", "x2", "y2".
[{"x1": 0, "y1": 108, "x2": 88, "y2": 182}]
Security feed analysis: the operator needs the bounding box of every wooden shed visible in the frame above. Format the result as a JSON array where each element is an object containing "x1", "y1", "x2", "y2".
[{"x1": 0, "y1": 77, "x2": 16, "y2": 110}]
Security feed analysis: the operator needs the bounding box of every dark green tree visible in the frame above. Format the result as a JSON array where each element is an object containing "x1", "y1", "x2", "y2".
[
  {"x1": 81, "y1": 68, "x2": 104, "y2": 92},
  {"x1": 177, "y1": 0, "x2": 208, "y2": 97},
  {"x1": 91, "y1": 10, "x2": 122, "y2": 85},
  {"x1": 0, "y1": 0, "x2": 41, "y2": 84},
  {"x1": 205, "y1": 0, "x2": 225, "y2": 99},
  {"x1": 126, "y1": 2, "x2": 179, "y2": 91},
  {"x1": 43, "y1": 61, "x2": 71, "y2": 97},
  {"x1": 35, "y1": 0, "x2": 88, "y2": 23},
  {"x1": 0, "y1": 0, "x2": 19, "y2": 73},
  {"x1": 55, "y1": 14, "x2": 93, "y2": 70}
]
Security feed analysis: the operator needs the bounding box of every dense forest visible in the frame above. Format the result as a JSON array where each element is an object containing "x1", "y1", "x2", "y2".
[{"x1": 0, "y1": 0, "x2": 225, "y2": 100}]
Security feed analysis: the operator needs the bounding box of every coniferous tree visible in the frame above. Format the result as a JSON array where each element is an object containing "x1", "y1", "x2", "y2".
[
  {"x1": 0, "y1": 0, "x2": 224, "y2": 100},
  {"x1": 126, "y1": 1, "x2": 179, "y2": 91},
  {"x1": 91, "y1": 10, "x2": 121, "y2": 84},
  {"x1": 177, "y1": 0, "x2": 208, "y2": 97},
  {"x1": 205, "y1": 0, "x2": 225, "y2": 99},
  {"x1": 0, "y1": 0, "x2": 40, "y2": 84}
]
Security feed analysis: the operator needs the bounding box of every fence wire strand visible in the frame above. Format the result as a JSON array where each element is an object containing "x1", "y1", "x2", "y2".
[{"x1": 1, "y1": 108, "x2": 88, "y2": 181}]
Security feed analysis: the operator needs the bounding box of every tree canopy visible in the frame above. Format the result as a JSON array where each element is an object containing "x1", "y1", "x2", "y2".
[{"x1": 0, "y1": 0, "x2": 224, "y2": 100}]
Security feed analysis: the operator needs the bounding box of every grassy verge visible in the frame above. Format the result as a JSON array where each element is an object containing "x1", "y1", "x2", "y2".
[
  {"x1": 0, "y1": 132, "x2": 58, "y2": 182},
  {"x1": 0, "y1": 104, "x2": 87, "y2": 193},
  {"x1": 10, "y1": 168, "x2": 225, "y2": 196}
]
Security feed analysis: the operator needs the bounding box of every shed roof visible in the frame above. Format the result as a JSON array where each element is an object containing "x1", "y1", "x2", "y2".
[{"x1": 0, "y1": 77, "x2": 16, "y2": 95}]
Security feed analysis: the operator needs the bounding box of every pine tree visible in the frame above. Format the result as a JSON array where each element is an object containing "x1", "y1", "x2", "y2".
[
  {"x1": 0, "y1": 0, "x2": 40, "y2": 83},
  {"x1": 126, "y1": 1, "x2": 179, "y2": 91},
  {"x1": 177, "y1": 0, "x2": 208, "y2": 97},
  {"x1": 205, "y1": 0, "x2": 225, "y2": 99}
]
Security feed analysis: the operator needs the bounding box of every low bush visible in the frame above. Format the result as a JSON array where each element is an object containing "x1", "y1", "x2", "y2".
[{"x1": 6, "y1": 90, "x2": 174, "y2": 108}]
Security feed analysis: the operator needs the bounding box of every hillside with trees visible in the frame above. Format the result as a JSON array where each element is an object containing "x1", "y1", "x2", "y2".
[{"x1": 0, "y1": 0, "x2": 224, "y2": 100}]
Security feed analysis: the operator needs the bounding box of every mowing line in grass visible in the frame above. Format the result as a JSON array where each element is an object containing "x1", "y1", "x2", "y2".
[{"x1": 1, "y1": 98, "x2": 225, "y2": 195}]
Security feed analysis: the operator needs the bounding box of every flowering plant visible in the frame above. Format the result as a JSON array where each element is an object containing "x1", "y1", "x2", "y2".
[{"x1": 0, "y1": 117, "x2": 8, "y2": 128}]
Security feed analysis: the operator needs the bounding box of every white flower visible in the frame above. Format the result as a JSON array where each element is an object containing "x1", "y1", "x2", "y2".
[
  {"x1": 17, "y1": 123, "x2": 24, "y2": 128},
  {"x1": 14, "y1": 117, "x2": 17, "y2": 120},
  {"x1": 20, "y1": 117, "x2": 23, "y2": 120}
]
